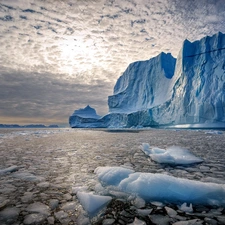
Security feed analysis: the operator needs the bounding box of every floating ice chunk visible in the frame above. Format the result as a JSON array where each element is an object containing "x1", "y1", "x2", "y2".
[
  {"x1": 96, "y1": 167, "x2": 225, "y2": 206},
  {"x1": 47, "y1": 216, "x2": 55, "y2": 225},
  {"x1": 12, "y1": 172, "x2": 45, "y2": 182},
  {"x1": 54, "y1": 211, "x2": 70, "y2": 224},
  {"x1": 206, "y1": 131, "x2": 223, "y2": 135},
  {"x1": 149, "y1": 214, "x2": 171, "y2": 225},
  {"x1": 77, "y1": 192, "x2": 112, "y2": 218},
  {"x1": 26, "y1": 202, "x2": 50, "y2": 216},
  {"x1": 61, "y1": 202, "x2": 76, "y2": 212},
  {"x1": 94, "y1": 166, "x2": 134, "y2": 186},
  {"x1": 165, "y1": 206, "x2": 177, "y2": 217},
  {"x1": 178, "y1": 202, "x2": 193, "y2": 213},
  {"x1": 23, "y1": 213, "x2": 46, "y2": 225},
  {"x1": 0, "y1": 165, "x2": 19, "y2": 175},
  {"x1": 71, "y1": 186, "x2": 88, "y2": 195},
  {"x1": 136, "y1": 208, "x2": 152, "y2": 216},
  {"x1": 37, "y1": 182, "x2": 50, "y2": 188},
  {"x1": 21, "y1": 192, "x2": 33, "y2": 203},
  {"x1": 102, "y1": 218, "x2": 116, "y2": 225},
  {"x1": 0, "y1": 207, "x2": 20, "y2": 224},
  {"x1": 133, "y1": 196, "x2": 145, "y2": 208},
  {"x1": 128, "y1": 217, "x2": 146, "y2": 225},
  {"x1": 173, "y1": 219, "x2": 202, "y2": 225},
  {"x1": 49, "y1": 199, "x2": 59, "y2": 210},
  {"x1": 140, "y1": 144, "x2": 203, "y2": 165}
]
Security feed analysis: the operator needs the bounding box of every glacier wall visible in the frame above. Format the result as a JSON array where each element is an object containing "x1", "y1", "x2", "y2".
[
  {"x1": 108, "y1": 52, "x2": 176, "y2": 113},
  {"x1": 159, "y1": 32, "x2": 225, "y2": 125}
]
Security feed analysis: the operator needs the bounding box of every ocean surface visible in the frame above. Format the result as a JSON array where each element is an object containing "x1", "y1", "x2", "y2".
[{"x1": 0, "y1": 128, "x2": 225, "y2": 224}]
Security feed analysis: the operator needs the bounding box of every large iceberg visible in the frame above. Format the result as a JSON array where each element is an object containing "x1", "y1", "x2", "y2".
[
  {"x1": 69, "y1": 32, "x2": 225, "y2": 128},
  {"x1": 106, "y1": 32, "x2": 225, "y2": 128}
]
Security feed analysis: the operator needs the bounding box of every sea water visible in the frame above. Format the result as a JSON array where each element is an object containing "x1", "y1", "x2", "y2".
[{"x1": 0, "y1": 128, "x2": 225, "y2": 224}]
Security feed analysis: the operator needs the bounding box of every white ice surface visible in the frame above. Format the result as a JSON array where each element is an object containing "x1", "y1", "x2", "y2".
[
  {"x1": 140, "y1": 143, "x2": 203, "y2": 165},
  {"x1": 77, "y1": 192, "x2": 112, "y2": 218},
  {"x1": 95, "y1": 167, "x2": 225, "y2": 206}
]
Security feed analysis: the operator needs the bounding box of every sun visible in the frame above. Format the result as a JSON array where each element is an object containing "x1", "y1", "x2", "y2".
[{"x1": 58, "y1": 37, "x2": 100, "y2": 76}]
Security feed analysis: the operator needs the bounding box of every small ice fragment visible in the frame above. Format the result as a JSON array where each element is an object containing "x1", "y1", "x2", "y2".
[
  {"x1": 23, "y1": 213, "x2": 46, "y2": 225},
  {"x1": 172, "y1": 219, "x2": 202, "y2": 225},
  {"x1": 136, "y1": 208, "x2": 152, "y2": 216},
  {"x1": 63, "y1": 193, "x2": 72, "y2": 200},
  {"x1": 0, "y1": 207, "x2": 20, "y2": 223},
  {"x1": 71, "y1": 186, "x2": 88, "y2": 195},
  {"x1": 13, "y1": 172, "x2": 45, "y2": 182},
  {"x1": 37, "y1": 182, "x2": 50, "y2": 188},
  {"x1": 21, "y1": 192, "x2": 33, "y2": 203},
  {"x1": 47, "y1": 216, "x2": 55, "y2": 225},
  {"x1": 49, "y1": 199, "x2": 59, "y2": 210},
  {"x1": 26, "y1": 202, "x2": 50, "y2": 216},
  {"x1": 165, "y1": 206, "x2": 177, "y2": 217},
  {"x1": 178, "y1": 202, "x2": 193, "y2": 213},
  {"x1": 54, "y1": 210, "x2": 70, "y2": 224},
  {"x1": 77, "y1": 192, "x2": 112, "y2": 217},
  {"x1": 128, "y1": 217, "x2": 146, "y2": 225},
  {"x1": 102, "y1": 218, "x2": 116, "y2": 225},
  {"x1": 61, "y1": 202, "x2": 76, "y2": 212},
  {"x1": 133, "y1": 196, "x2": 145, "y2": 208}
]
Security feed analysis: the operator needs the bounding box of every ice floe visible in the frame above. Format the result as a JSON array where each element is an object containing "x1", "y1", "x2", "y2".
[
  {"x1": 77, "y1": 192, "x2": 112, "y2": 217},
  {"x1": 95, "y1": 166, "x2": 225, "y2": 206},
  {"x1": 140, "y1": 143, "x2": 203, "y2": 165}
]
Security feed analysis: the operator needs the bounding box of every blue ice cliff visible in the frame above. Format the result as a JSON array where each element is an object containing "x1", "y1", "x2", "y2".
[{"x1": 69, "y1": 32, "x2": 225, "y2": 128}]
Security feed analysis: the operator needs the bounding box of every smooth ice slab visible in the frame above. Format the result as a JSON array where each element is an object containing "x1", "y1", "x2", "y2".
[
  {"x1": 77, "y1": 192, "x2": 112, "y2": 218},
  {"x1": 140, "y1": 143, "x2": 203, "y2": 165},
  {"x1": 95, "y1": 167, "x2": 225, "y2": 206}
]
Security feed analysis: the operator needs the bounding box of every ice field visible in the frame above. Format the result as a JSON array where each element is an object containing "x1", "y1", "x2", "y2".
[{"x1": 0, "y1": 128, "x2": 225, "y2": 224}]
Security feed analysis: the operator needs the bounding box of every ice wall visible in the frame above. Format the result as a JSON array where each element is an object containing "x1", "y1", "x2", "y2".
[
  {"x1": 108, "y1": 52, "x2": 176, "y2": 113},
  {"x1": 168, "y1": 32, "x2": 225, "y2": 124}
]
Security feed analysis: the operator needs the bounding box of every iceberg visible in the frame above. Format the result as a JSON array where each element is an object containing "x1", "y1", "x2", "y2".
[
  {"x1": 69, "y1": 32, "x2": 225, "y2": 128},
  {"x1": 69, "y1": 105, "x2": 104, "y2": 128}
]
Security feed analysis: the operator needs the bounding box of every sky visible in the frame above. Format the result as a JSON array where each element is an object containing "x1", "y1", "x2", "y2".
[{"x1": 0, "y1": 0, "x2": 225, "y2": 126}]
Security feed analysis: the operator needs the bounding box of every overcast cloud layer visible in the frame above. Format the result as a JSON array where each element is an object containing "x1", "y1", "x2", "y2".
[{"x1": 0, "y1": 0, "x2": 225, "y2": 125}]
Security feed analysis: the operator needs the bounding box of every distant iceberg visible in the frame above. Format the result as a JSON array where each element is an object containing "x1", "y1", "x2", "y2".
[
  {"x1": 69, "y1": 105, "x2": 105, "y2": 128},
  {"x1": 69, "y1": 32, "x2": 225, "y2": 129}
]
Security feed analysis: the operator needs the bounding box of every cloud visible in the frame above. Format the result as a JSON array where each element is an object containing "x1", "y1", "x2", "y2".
[
  {"x1": 0, "y1": 0, "x2": 225, "y2": 124},
  {"x1": 0, "y1": 68, "x2": 113, "y2": 124}
]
